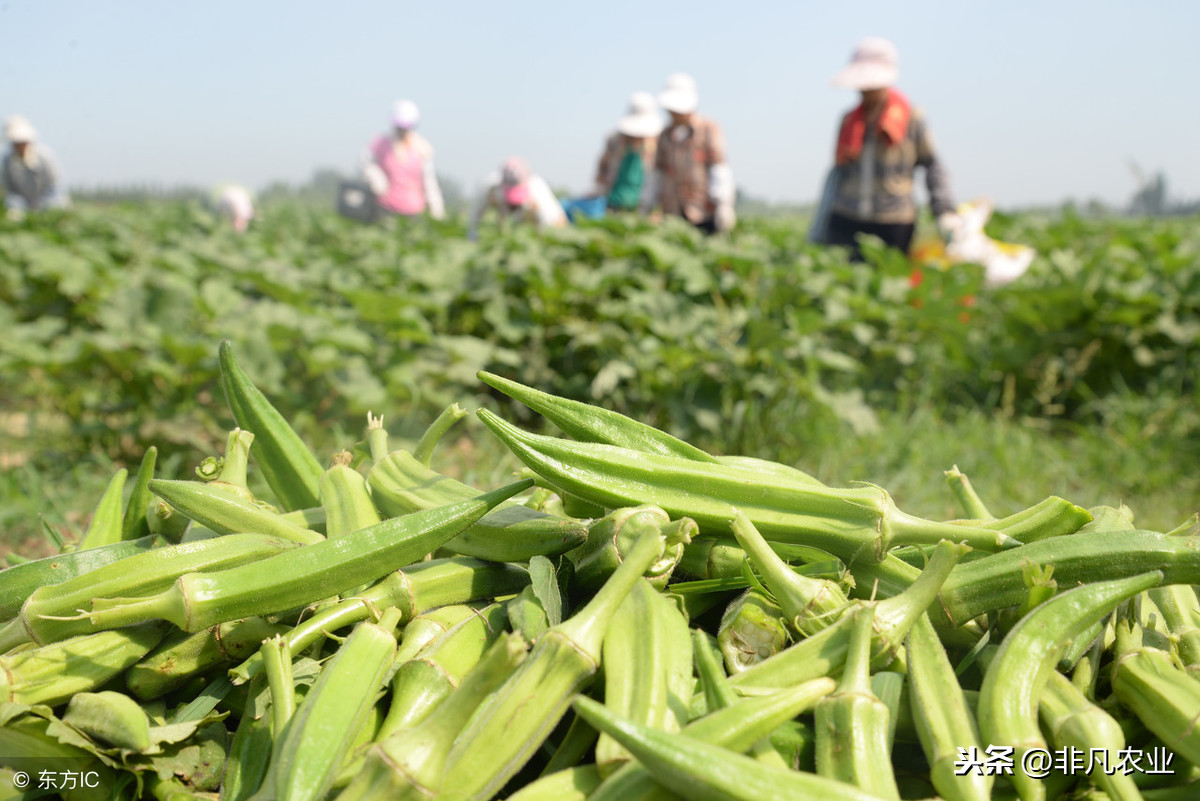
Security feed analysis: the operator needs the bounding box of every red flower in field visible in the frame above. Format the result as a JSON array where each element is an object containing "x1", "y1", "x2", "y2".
[
  {"x1": 960, "y1": 294, "x2": 976, "y2": 308},
  {"x1": 909, "y1": 267, "x2": 924, "y2": 288}
]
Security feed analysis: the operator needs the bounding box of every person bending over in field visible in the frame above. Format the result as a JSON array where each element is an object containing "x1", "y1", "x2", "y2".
[
  {"x1": 640, "y1": 73, "x2": 736, "y2": 235},
  {"x1": 467, "y1": 156, "x2": 566, "y2": 241},
  {"x1": 362, "y1": 100, "x2": 446, "y2": 220},
  {"x1": 3, "y1": 115, "x2": 70, "y2": 221},
  {"x1": 213, "y1": 184, "x2": 255, "y2": 233},
  {"x1": 591, "y1": 91, "x2": 663, "y2": 214},
  {"x1": 817, "y1": 37, "x2": 958, "y2": 259}
]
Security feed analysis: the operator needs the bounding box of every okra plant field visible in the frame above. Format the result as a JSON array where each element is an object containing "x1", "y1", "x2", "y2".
[{"x1": 1, "y1": 201, "x2": 1199, "y2": 800}]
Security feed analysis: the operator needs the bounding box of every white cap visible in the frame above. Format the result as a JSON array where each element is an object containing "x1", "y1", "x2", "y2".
[
  {"x1": 616, "y1": 91, "x2": 662, "y2": 138},
  {"x1": 5, "y1": 115, "x2": 37, "y2": 143},
  {"x1": 658, "y1": 72, "x2": 699, "y2": 115},
  {"x1": 832, "y1": 37, "x2": 899, "y2": 90},
  {"x1": 392, "y1": 99, "x2": 420, "y2": 129}
]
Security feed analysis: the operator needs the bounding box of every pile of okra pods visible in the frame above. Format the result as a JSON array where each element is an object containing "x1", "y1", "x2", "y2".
[{"x1": 2, "y1": 341, "x2": 1199, "y2": 801}]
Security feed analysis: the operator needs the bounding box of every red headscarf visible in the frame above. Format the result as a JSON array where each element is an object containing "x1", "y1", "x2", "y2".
[{"x1": 835, "y1": 88, "x2": 911, "y2": 166}]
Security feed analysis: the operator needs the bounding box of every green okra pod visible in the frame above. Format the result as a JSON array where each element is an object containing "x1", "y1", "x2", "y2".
[
  {"x1": 73, "y1": 467, "x2": 127, "y2": 551},
  {"x1": 319, "y1": 451, "x2": 382, "y2": 539},
  {"x1": 477, "y1": 369, "x2": 718, "y2": 462},
  {"x1": 977, "y1": 571, "x2": 1162, "y2": 801},
  {"x1": 337, "y1": 632, "x2": 529, "y2": 801},
  {"x1": 717, "y1": 588, "x2": 790, "y2": 674},
  {"x1": 0, "y1": 534, "x2": 162, "y2": 621},
  {"x1": 368, "y1": 448, "x2": 588, "y2": 562},
  {"x1": 257, "y1": 608, "x2": 403, "y2": 801},
  {"x1": 219, "y1": 339, "x2": 325, "y2": 511},
  {"x1": 63, "y1": 690, "x2": 152, "y2": 752},
  {"x1": 126, "y1": 616, "x2": 288, "y2": 700},
  {"x1": 814, "y1": 605, "x2": 901, "y2": 800},
  {"x1": 731, "y1": 509, "x2": 848, "y2": 636},
  {"x1": 1040, "y1": 669, "x2": 1143, "y2": 801},
  {"x1": 12, "y1": 532, "x2": 299, "y2": 647},
  {"x1": 149, "y1": 478, "x2": 324, "y2": 545},
  {"x1": 934, "y1": 531, "x2": 1197, "y2": 627},
  {"x1": 228, "y1": 557, "x2": 529, "y2": 685},
  {"x1": 224, "y1": 674, "x2": 274, "y2": 801},
  {"x1": 1111, "y1": 619, "x2": 1200, "y2": 768},
  {"x1": 677, "y1": 536, "x2": 750, "y2": 580},
  {"x1": 1147, "y1": 585, "x2": 1200, "y2": 674},
  {"x1": 569, "y1": 505, "x2": 694, "y2": 592},
  {"x1": 905, "y1": 612, "x2": 991, "y2": 801},
  {"x1": 377, "y1": 602, "x2": 509, "y2": 738},
  {"x1": 438, "y1": 527, "x2": 678, "y2": 801},
  {"x1": 504, "y1": 766, "x2": 604, "y2": 801},
  {"x1": 0, "y1": 624, "x2": 167, "y2": 707},
  {"x1": 573, "y1": 694, "x2": 892, "y2": 801},
  {"x1": 477, "y1": 409, "x2": 1019, "y2": 563},
  {"x1": 595, "y1": 578, "x2": 693, "y2": 777},
  {"x1": 391, "y1": 604, "x2": 483, "y2": 666},
  {"x1": 74, "y1": 482, "x2": 531, "y2": 635},
  {"x1": 121, "y1": 445, "x2": 158, "y2": 542},
  {"x1": 730, "y1": 540, "x2": 968, "y2": 692}
]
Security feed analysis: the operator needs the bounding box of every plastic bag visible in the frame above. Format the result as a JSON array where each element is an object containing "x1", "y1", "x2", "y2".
[{"x1": 912, "y1": 198, "x2": 1035, "y2": 287}]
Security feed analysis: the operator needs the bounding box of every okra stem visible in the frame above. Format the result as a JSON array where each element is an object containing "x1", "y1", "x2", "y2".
[{"x1": 261, "y1": 634, "x2": 295, "y2": 736}]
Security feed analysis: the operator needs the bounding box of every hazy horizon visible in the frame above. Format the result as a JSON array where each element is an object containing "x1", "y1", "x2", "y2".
[{"x1": 4, "y1": 1, "x2": 1197, "y2": 210}]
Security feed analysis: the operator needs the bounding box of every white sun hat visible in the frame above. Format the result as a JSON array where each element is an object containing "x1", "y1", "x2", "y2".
[
  {"x1": 658, "y1": 73, "x2": 699, "y2": 115},
  {"x1": 616, "y1": 91, "x2": 662, "y2": 138},
  {"x1": 392, "y1": 99, "x2": 420, "y2": 129},
  {"x1": 832, "y1": 37, "x2": 899, "y2": 91},
  {"x1": 5, "y1": 115, "x2": 37, "y2": 143}
]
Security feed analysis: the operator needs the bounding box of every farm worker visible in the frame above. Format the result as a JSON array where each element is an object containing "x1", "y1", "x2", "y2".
[
  {"x1": 592, "y1": 91, "x2": 662, "y2": 212},
  {"x1": 819, "y1": 37, "x2": 957, "y2": 259},
  {"x1": 640, "y1": 73, "x2": 736, "y2": 234},
  {"x1": 213, "y1": 184, "x2": 255, "y2": 232},
  {"x1": 362, "y1": 100, "x2": 446, "y2": 220},
  {"x1": 3, "y1": 115, "x2": 70, "y2": 221},
  {"x1": 467, "y1": 156, "x2": 567, "y2": 241}
]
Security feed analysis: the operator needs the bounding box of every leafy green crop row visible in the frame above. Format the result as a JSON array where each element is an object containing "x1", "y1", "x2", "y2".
[{"x1": 1, "y1": 203, "x2": 1197, "y2": 468}]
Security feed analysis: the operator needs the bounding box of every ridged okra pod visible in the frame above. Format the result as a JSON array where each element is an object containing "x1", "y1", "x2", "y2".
[
  {"x1": 319, "y1": 451, "x2": 381, "y2": 538},
  {"x1": 1039, "y1": 669, "x2": 1143, "y2": 801},
  {"x1": 1147, "y1": 585, "x2": 1200, "y2": 674},
  {"x1": 377, "y1": 602, "x2": 509, "y2": 738},
  {"x1": 10, "y1": 532, "x2": 298, "y2": 647},
  {"x1": 731, "y1": 509, "x2": 848, "y2": 636},
  {"x1": 75, "y1": 482, "x2": 530, "y2": 634},
  {"x1": 224, "y1": 674, "x2": 273, "y2": 801},
  {"x1": 438, "y1": 527, "x2": 677, "y2": 801},
  {"x1": 218, "y1": 339, "x2": 324, "y2": 511},
  {"x1": 587, "y1": 676, "x2": 836, "y2": 801},
  {"x1": 228, "y1": 557, "x2": 529, "y2": 685},
  {"x1": 368, "y1": 447, "x2": 588, "y2": 562},
  {"x1": 0, "y1": 534, "x2": 161, "y2": 621},
  {"x1": 0, "y1": 624, "x2": 166, "y2": 707},
  {"x1": 573, "y1": 694, "x2": 892, "y2": 801},
  {"x1": 121, "y1": 445, "x2": 158, "y2": 541},
  {"x1": 125, "y1": 616, "x2": 288, "y2": 700},
  {"x1": 977, "y1": 571, "x2": 1162, "y2": 801},
  {"x1": 595, "y1": 578, "x2": 693, "y2": 777},
  {"x1": 477, "y1": 369, "x2": 718, "y2": 461},
  {"x1": 814, "y1": 605, "x2": 901, "y2": 799},
  {"x1": 717, "y1": 588, "x2": 789, "y2": 673},
  {"x1": 149, "y1": 478, "x2": 324, "y2": 545},
  {"x1": 1111, "y1": 619, "x2": 1200, "y2": 768},
  {"x1": 905, "y1": 612, "x2": 991, "y2": 801},
  {"x1": 504, "y1": 766, "x2": 604, "y2": 801},
  {"x1": 255, "y1": 608, "x2": 402, "y2": 801},
  {"x1": 337, "y1": 633, "x2": 529, "y2": 801},
  {"x1": 933, "y1": 531, "x2": 1198, "y2": 628},
  {"x1": 391, "y1": 604, "x2": 483, "y2": 666},
  {"x1": 478, "y1": 409, "x2": 1018, "y2": 563},
  {"x1": 74, "y1": 467, "x2": 127, "y2": 551},
  {"x1": 569, "y1": 505, "x2": 694, "y2": 592},
  {"x1": 730, "y1": 540, "x2": 967, "y2": 691}
]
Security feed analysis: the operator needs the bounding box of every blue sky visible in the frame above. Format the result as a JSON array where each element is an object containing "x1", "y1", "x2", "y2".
[{"x1": 3, "y1": 1, "x2": 1197, "y2": 208}]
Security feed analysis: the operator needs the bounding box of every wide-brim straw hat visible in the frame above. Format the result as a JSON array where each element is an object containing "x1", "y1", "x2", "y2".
[
  {"x1": 658, "y1": 73, "x2": 699, "y2": 115},
  {"x1": 617, "y1": 91, "x2": 663, "y2": 138},
  {"x1": 832, "y1": 37, "x2": 899, "y2": 90},
  {"x1": 5, "y1": 115, "x2": 37, "y2": 143}
]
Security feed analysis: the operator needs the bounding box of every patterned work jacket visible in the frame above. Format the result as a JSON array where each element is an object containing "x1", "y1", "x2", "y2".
[
  {"x1": 654, "y1": 115, "x2": 726, "y2": 223},
  {"x1": 830, "y1": 106, "x2": 954, "y2": 225}
]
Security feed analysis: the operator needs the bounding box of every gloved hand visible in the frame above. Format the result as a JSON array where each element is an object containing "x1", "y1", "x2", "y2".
[
  {"x1": 937, "y1": 211, "x2": 962, "y2": 243},
  {"x1": 714, "y1": 202, "x2": 737, "y2": 233}
]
